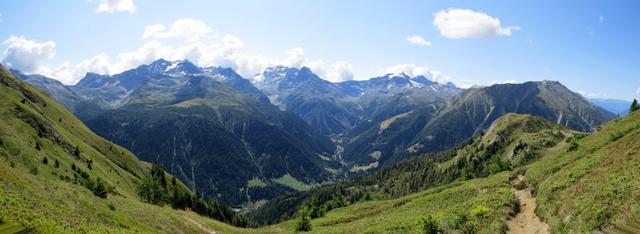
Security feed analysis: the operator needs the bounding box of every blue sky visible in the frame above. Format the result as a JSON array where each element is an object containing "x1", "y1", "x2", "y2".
[{"x1": 1, "y1": 0, "x2": 639, "y2": 100}]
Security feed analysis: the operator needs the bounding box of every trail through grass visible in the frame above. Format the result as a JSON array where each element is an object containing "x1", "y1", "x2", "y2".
[{"x1": 507, "y1": 175, "x2": 549, "y2": 234}]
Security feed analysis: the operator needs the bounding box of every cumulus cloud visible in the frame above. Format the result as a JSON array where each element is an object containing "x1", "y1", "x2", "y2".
[
  {"x1": 325, "y1": 62, "x2": 354, "y2": 82},
  {"x1": 96, "y1": 0, "x2": 136, "y2": 13},
  {"x1": 433, "y1": 8, "x2": 519, "y2": 39},
  {"x1": 636, "y1": 87, "x2": 640, "y2": 96},
  {"x1": 381, "y1": 64, "x2": 452, "y2": 84},
  {"x1": 406, "y1": 35, "x2": 431, "y2": 46},
  {"x1": 3, "y1": 19, "x2": 357, "y2": 84},
  {"x1": 2, "y1": 36, "x2": 56, "y2": 73}
]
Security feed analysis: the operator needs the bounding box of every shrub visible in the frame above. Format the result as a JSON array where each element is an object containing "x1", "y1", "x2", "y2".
[
  {"x1": 461, "y1": 221, "x2": 479, "y2": 234},
  {"x1": 567, "y1": 141, "x2": 579, "y2": 152},
  {"x1": 452, "y1": 212, "x2": 469, "y2": 229},
  {"x1": 54, "y1": 159, "x2": 59, "y2": 168},
  {"x1": 29, "y1": 166, "x2": 38, "y2": 175},
  {"x1": 107, "y1": 202, "x2": 116, "y2": 211},
  {"x1": 35, "y1": 142, "x2": 41, "y2": 151},
  {"x1": 469, "y1": 205, "x2": 491, "y2": 218},
  {"x1": 609, "y1": 131, "x2": 624, "y2": 142},
  {"x1": 93, "y1": 178, "x2": 108, "y2": 198},
  {"x1": 42, "y1": 156, "x2": 48, "y2": 164},
  {"x1": 514, "y1": 179, "x2": 528, "y2": 190},
  {"x1": 422, "y1": 215, "x2": 441, "y2": 234}
]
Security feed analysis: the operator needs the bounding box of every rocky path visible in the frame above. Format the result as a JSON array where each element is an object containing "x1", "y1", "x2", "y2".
[{"x1": 507, "y1": 175, "x2": 550, "y2": 234}]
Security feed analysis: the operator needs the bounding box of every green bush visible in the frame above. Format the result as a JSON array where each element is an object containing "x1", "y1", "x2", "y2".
[
  {"x1": 567, "y1": 141, "x2": 579, "y2": 152},
  {"x1": 609, "y1": 131, "x2": 624, "y2": 142},
  {"x1": 461, "y1": 221, "x2": 479, "y2": 234},
  {"x1": 92, "y1": 178, "x2": 108, "y2": 198},
  {"x1": 29, "y1": 166, "x2": 38, "y2": 175},
  {"x1": 469, "y1": 205, "x2": 491, "y2": 218},
  {"x1": 452, "y1": 212, "x2": 469, "y2": 229},
  {"x1": 422, "y1": 215, "x2": 441, "y2": 234},
  {"x1": 107, "y1": 202, "x2": 116, "y2": 211}
]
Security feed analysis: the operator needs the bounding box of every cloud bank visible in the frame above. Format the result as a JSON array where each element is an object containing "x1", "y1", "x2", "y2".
[{"x1": 1, "y1": 19, "x2": 358, "y2": 84}]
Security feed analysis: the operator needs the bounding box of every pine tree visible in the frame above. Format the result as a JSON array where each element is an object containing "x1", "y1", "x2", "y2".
[
  {"x1": 294, "y1": 208, "x2": 312, "y2": 232},
  {"x1": 631, "y1": 99, "x2": 640, "y2": 113}
]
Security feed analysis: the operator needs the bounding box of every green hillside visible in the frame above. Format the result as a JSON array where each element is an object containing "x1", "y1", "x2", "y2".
[
  {"x1": 527, "y1": 110, "x2": 640, "y2": 232},
  {"x1": 241, "y1": 112, "x2": 639, "y2": 233},
  {"x1": 0, "y1": 66, "x2": 238, "y2": 233},
  {"x1": 248, "y1": 113, "x2": 572, "y2": 225}
]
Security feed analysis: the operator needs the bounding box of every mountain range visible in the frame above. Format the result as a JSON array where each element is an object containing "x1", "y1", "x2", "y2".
[
  {"x1": 4, "y1": 61, "x2": 639, "y2": 233},
  {"x1": 13, "y1": 59, "x2": 616, "y2": 207}
]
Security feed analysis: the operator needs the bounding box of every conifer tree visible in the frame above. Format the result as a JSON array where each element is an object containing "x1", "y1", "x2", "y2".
[{"x1": 631, "y1": 99, "x2": 640, "y2": 113}]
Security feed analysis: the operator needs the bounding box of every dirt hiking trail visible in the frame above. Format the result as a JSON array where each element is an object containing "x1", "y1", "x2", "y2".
[{"x1": 507, "y1": 175, "x2": 550, "y2": 234}]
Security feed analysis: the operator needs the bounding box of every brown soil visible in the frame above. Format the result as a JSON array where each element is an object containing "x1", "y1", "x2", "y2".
[{"x1": 507, "y1": 175, "x2": 550, "y2": 234}]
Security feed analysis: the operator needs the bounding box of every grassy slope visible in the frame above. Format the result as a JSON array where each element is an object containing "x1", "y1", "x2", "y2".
[
  {"x1": 242, "y1": 112, "x2": 638, "y2": 233},
  {"x1": 296, "y1": 173, "x2": 517, "y2": 233},
  {"x1": 527, "y1": 111, "x2": 640, "y2": 232},
  {"x1": 210, "y1": 173, "x2": 517, "y2": 234},
  {"x1": 0, "y1": 66, "x2": 230, "y2": 233}
]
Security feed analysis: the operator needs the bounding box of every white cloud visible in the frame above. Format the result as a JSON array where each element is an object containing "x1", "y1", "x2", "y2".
[
  {"x1": 325, "y1": 62, "x2": 354, "y2": 82},
  {"x1": 636, "y1": 87, "x2": 640, "y2": 96},
  {"x1": 142, "y1": 19, "x2": 213, "y2": 41},
  {"x1": 406, "y1": 35, "x2": 431, "y2": 46},
  {"x1": 96, "y1": 0, "x2": 136, "y2": 13},
  {"x1": 433, "y1": 8, "x2": 519, "y2": 39},
  {"x1": 577, "y1": 90, "x2": 610, "y2": 99},
  {"x1": 2, "y1": 36, "x2": 56, "y2": 73},
  {"x1": 4, "y1": 19, "x2": 357, "y2": 84},
  {"x1": 489, "y1": 80, "x2": 518, "y2": 85},
  {"x1": 599, "y1": 16, "x2": 605, "y2": 23},
  {"x1": 381, "y1": 64, "x2": 452, "y2": 84},
  {"x1": 0, "y1": 13, "x2": 3, "y2": 23}
]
